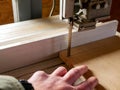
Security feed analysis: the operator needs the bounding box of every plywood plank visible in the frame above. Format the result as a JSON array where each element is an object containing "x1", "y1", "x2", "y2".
[
  {"x1": 59, "y1": 34, "x2": 120, "y2": 90},
  {"x1": 0, "y1": 16, "x2": 118, "y2": 49},
  {"x1": 2, "y1": 57, "x2": 69, "y2": 80},
  {"x1": 0, "y1": 16, "x2": 118, "y2": 73},
  {"x1": 0, "y1": 0, "x2": 14, "y2": 25}
]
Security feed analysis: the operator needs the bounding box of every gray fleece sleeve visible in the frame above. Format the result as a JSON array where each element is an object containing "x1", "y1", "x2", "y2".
[{"x1": 0, "y1": 75, "x2": 25, "y2": 90}]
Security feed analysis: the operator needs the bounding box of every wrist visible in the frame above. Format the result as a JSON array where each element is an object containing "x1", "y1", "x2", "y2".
[{"x1": 19, "y1": 80, "x2": 34, "y2": 90}]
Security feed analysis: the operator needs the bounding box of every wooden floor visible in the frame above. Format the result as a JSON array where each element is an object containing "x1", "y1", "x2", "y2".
[
  {"x1": 1, "y1": 58, "x2": 69, "y2": 80},
  {"x1": 60, "y1": 34, "x2": 120, "y2": 90}
]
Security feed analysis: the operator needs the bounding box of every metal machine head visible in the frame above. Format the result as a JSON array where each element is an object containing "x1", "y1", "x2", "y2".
[
  {"x1": 60, "y1": 0, "x2": 112, "y2": 31},
  {"x1": 60, "y1": 0, "x2": 112, "y2": 56}
]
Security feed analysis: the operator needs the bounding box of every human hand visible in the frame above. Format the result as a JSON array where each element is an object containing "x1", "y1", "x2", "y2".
[{"x1": 28, "y1": 65, "x2": 98, "y2": 90}]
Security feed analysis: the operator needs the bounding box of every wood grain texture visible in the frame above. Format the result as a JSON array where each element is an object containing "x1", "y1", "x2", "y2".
[
  {"x1": 59, "y1": 34, "x2": 120, "y2": 90},
  {"x1": 1, "y1": 57, "x2": 69, "y2": 80},
  {"x1": 42, "y1": 0, "x2": 59, "y2": 18},
  {"x1": 0, "y1": 0, "x2": 14, "y2": 25},
  {"x1": 0, "y1": 15, "x2": 118, "y2": 49},
  {"x1": 0, "y1": 16, "x2": 118, "y2": 73}
]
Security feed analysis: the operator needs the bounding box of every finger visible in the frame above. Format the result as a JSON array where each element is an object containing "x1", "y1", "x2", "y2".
[
  {"x1": 51, "y1": 66, "x2": 67, "y2": 76},
  {"x1": 76, "y1": 77, "x2": 98, "y2": 90},
  {"x1": 63, "y1": 65, "x2": 88, "y2": 84},
  {"x1": 28, "y1": 71, "x2": 48, "y2": 82}
]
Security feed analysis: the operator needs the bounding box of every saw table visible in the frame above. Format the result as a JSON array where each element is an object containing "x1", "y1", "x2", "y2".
[{"x1": 60, "y1": 33, "x2": 120, "y2": 90}]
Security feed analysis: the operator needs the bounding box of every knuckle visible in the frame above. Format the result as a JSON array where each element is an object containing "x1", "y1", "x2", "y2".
[
  {"x1": 59, "y1": 66, "x2": 66, "y2": 69},
  {"x1": 35, "y1": 71, "x2": 47, "y2": 76},
  {"x1": 59, "y1": 66, "x2": 67, "y2": 71},
  {"x1": 72, "y1": 68, "x2": 80, "y2": 74}
]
